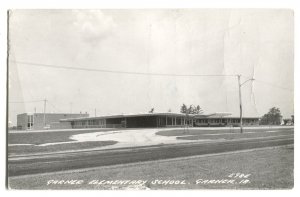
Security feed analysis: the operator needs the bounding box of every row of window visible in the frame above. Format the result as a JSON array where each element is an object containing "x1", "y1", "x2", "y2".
[
  {"x1": 71, "y1": 117, "x2": 258, "y2": 127},
  {"x1": 195, "y1": 119, "x2": 238, "y2": 123},
  {"x1": 158, "y1": 117, "x2": 258, "y2": 125},
  {"x1": 72, "y1": 119, "x2": 105, "y2": 126},
  {"x1": 158, "y1": 117, "x2": 192, "y2": 126},
  {"x1": 196, "y1": 119, "x2": 258, "y2": 124}
]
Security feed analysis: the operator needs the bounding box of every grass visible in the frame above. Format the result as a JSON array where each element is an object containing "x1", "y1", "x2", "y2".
[
  {"x1": 8, "y1": 145, "x2": 294, "y2": 190},
  {"x1": 8, "y1": 129, "x2": 118, "y2": 155},
  {"x1": 8, "y1": 129, "x2": 115, "y2": 145},
  {"x1": 8, "y1": 127, "x2": 294, "y2": 156},
  {"x1": 9, "y1": 128, "x2": 293, "y2": 145},
  {"x1": 176, "y1": 130, "x2": 294, "y2": 140},
  {"x1": 8, "y1": 141, "x2": 117, "y2": 156},
  {"x1": 156, "y1": 127, "x2": 293, "y2": 137}
]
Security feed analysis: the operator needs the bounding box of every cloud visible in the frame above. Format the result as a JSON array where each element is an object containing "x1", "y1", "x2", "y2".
[{"x1": 72, "y1": 10, "x2": 115, "y2": 44}]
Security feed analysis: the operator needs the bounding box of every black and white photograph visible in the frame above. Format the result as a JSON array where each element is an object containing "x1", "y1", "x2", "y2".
[{"x1": 6, "y1": 8, "x2": 294, "y2": 190}]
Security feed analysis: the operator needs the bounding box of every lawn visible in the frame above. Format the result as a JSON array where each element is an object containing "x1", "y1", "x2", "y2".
[
  {"x1": 176, "y1": 130, "x2": 294, "y2": 140},
  {"x1": 8, "y1": 141, "x2": 117, "y2": 156},
  {"x1": 8, "y1": 129, "x2": 116, "y2": 145},
  {"x1": 8, "y1": 127, "x2": 294, "y2": 156},
  {"x1": 156, "y1": 127, "x2": 294, "y2": 137},
  {"x1": 8, "y1": 145, "x2": 294, "y2": 189},
  {"x1": 8, "y1": 129, "x2": 118, "y2": 156},
  {"x1": 157, "y1": 127, "x2": 294, "y2": 141}
]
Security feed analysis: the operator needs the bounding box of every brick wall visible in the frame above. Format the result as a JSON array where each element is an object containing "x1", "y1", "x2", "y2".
[
  {"x1": 32, "y1": 113, "x2": 89, "y2": 130},
  {"x1": 17, "y1": 113, "x2": 28, "y2": 130}
]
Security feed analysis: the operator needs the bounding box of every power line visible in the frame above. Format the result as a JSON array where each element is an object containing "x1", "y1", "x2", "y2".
[
  {"x1": 9, "y1": 99, "x2": 62, "y2": 112},
  {"x1": 11, "y1": 60, "x2": 293, "y2": 91},
  {"x1": 254, "y1": 79, "x2": 293, "y2": 92},
  {"x1": 47, "y1": 101, "x2": 61, "y2": 112},
  {"x1": 11, "y1": 60, "x2": 236, "y2": 77},
  {"x1": 240, "y1": 75, "x2": 293, "y2": 92}
]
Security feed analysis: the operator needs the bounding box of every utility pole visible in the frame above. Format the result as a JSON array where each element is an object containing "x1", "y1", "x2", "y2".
[
  {"x1": 237, "y1": 75, "x2": 243, "y2": 133},
  {"x1": 237, "y1": 75, "x2": 255, "y2": 134},
  {"x1": 43, "y1": 98, "x2": 47, "y2": 128}
]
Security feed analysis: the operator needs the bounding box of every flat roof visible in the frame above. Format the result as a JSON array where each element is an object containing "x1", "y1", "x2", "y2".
[
  {"x1": 196, "y1": 113, "x2": 258, "y2": 119},
  {"x1": 60, "y1": 112, "x2": 195, "y2": 121},
  {"x1": 204, "y1": 116, "x2": 260, "y2": 119},
  {"x1": 60, "y1": 112, "x2": 259, "y2": 122}
]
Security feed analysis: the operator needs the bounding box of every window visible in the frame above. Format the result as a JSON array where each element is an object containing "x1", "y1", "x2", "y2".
[
  {"x1": 167, "y1": 117, "x2": 172, "y2": 125},
  {"x1": 27, "y1": 115, "x2": 33, "y2": 129},
  {"x1": 176, "y1": 117, "x2": 181, "y2": 125},
  {"x1": 160, "y1": 117, "x2": 166, "y2": 126}
]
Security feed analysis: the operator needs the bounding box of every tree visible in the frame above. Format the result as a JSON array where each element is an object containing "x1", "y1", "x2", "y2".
[
  {"x1": 260, "y1": 107, "x2": 283, "y2": 125},
  {"x1": 180, "y1": 104, "x2": 204, "y2": 129},
  {"x1": 180, "y1": 104, "x2": 203, "y2": 115},
  {"x1": 180, "y1": 104, "x2": 188, "y2": 114},
  {"x1": 188, "y1": 105, "x2": 193, "y2": 114},
  {"x1": 149, "y1": 108, "x2": 154, "y2": 113},
  {"x1": 193, "y1": 105, "x2": 203, "y2": 114}
]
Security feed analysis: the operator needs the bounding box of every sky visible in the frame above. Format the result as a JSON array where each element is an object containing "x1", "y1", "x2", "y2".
[{"x1": 8, "y1": 9, "x2": 294, "y2": 125}]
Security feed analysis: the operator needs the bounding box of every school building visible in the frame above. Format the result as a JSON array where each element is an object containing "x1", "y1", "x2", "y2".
[
  {"x1": 16, "y1": 112, "x2": 259, "y2": 130},
  {"x1": 16, "y1": 113, "x2": 89, "y2": 130},
  {"x1": 59, "y1": 112, "x2": 259, "y2": 129}
]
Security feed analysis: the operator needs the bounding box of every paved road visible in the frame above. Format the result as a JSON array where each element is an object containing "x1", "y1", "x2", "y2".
[{"x1": 8, "y1": 134, "x2": 293, "y2": 177}]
